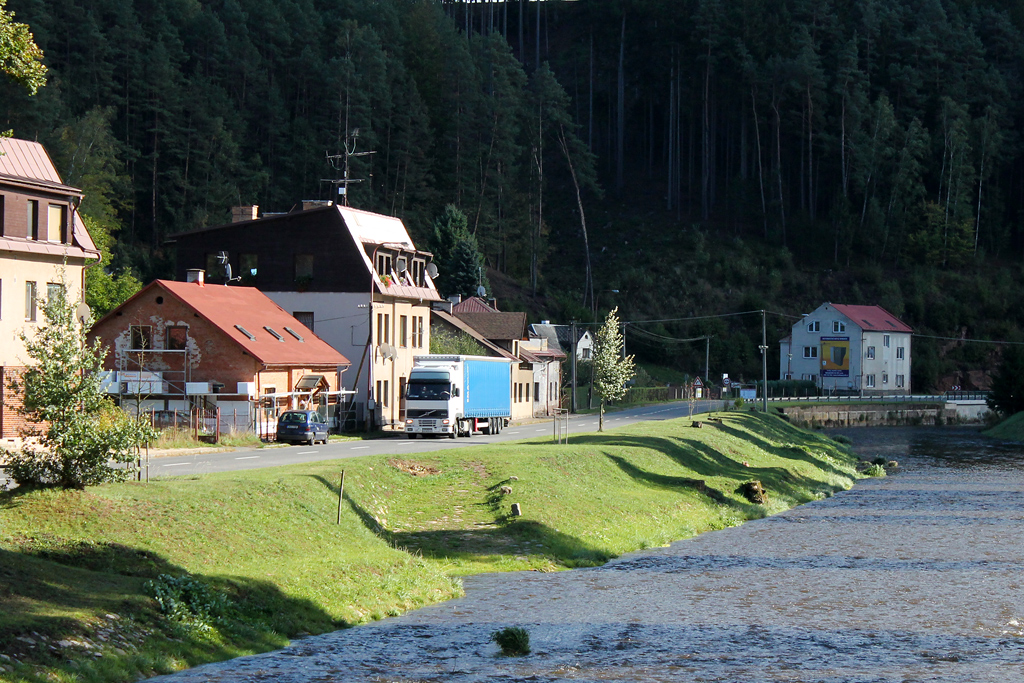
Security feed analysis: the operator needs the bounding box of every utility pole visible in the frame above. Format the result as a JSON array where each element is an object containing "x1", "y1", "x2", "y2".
[
  {"x1": 705, "y1": 336, "x2": 710, "y2": 383},
  {"x1": 570, "y1": 320, "x2": 577, "y2": 413},
  {"x1": 324, "y1": 129, "x2": 375, "y2": 206},
  {"x1": 760, "y1": 310, "x2": 768, "y2": 412}
]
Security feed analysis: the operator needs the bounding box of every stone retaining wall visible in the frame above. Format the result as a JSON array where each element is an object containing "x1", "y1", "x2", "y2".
[{"x1": 778, "y1": 403, "x2": 959, "y2": 428}]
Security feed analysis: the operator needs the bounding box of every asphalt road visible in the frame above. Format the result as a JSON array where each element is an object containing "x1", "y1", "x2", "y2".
[{"x1": 144, "y1": 400, "x2": 721, "y2": 478}]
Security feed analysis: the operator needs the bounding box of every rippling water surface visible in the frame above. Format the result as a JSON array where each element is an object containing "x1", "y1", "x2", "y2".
[{"x1": 153, "y1": 427, "x2": 1024, "y2": 682}]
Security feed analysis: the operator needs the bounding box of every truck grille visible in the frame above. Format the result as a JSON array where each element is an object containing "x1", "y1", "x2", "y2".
[{"x1": 418, "y1": 420, "x2": 438, "y2": 428}]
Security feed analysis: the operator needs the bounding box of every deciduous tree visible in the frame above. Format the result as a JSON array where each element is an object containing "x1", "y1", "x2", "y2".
[{"x1": 593, "y1": 306, "x2": 634, "y2": 431}]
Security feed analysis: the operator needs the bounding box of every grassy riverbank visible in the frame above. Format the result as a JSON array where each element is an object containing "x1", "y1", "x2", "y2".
[
  {"x1": 983, "y1": 411, "x2": 1024, "y2": 440},
  {"x1": 0, "y1": 412, "x2": 858, "y2": 683}
]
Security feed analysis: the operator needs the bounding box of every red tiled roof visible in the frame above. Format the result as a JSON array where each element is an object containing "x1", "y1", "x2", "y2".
[
  {"x1": 129, "y1": 280, "x2": 350, "y2": 367},
  {"x1": 453, "y1": 296, "x2": 498, "y2": 313},
  {"x1": 831, "y1": 304, "x2": 913, "y2": 333}
]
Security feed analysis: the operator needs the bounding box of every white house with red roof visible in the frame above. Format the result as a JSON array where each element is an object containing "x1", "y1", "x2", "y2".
[
  {"x1": 780, "y1": 303, "x2": 912, "y2": 395},
  {"x1": 88, "y1": 273, "x2": 351, "y2": 433},
  {"x1": 0, "y1": 137, "x2": 101, "y2": 441}
]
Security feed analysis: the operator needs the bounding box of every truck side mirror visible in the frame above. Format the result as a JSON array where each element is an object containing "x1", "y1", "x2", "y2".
[{"x1": 453, "y1": 387, "x2": 460, "y2": 397}]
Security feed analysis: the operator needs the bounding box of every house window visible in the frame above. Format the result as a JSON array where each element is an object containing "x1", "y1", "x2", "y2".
[
  {"x1": 534, "y1": 382, "x2": 540, "y2": 402},
  {"x1": 130, "y1": 325, "x2": 153, "y2": 350},
  {"x1": 383, "y1": 380, "x2": 389, "y2": 408},
  {"x1": 27, "y1": 200, "x2": 38, "y2": 240},
  {"x1": 293, "y1": 311, "x2": 314, "y2": 331},
  {"x1": 833, "y1": 321, "x2": 846, "y2": 333},
  {"x1": 295, "y1": 254, "x2": 314, "y2": 281},
  {"x1": 166, "y1": 326, "x2": 188, "y2": 350},
  {"x1": 416, "y1": 316, "x2": 425, "y2": 347},
  {"x1": 582, "y1": 347, "x2": 592, "y2": 360},
  {"x1": 47, "y1": 204, "x2": 66, "y2": 243},
  {"x1": 883, "y1": 334, "x2": 891, "y2": 347},
  {"x1": 399, "y1": 315, "x2": 408, "y2": 347},
  {"x1": 263, "y1": 386, "x2": 277, "y2": 418},
  {"x1": 865, "y1": 374, "x2": 876, "y2": 388},
  {"x1": 526, "y1": 383, "x2": 531, "y2": 402},
  {"x1": 896, "y1": 346, "x2": 905, "y2": 360},
  {"x1": 46, "y1": 282, "x2": 64, "y2": 305},
  {"x1": 377, "y1": 312, "x2": 390, "y2": 344},
  {"x1": 803, "y1": 346, "x2": 818, "y2": 359},
  {"x1": 375, "y1": 380, "x2": 381, "y2": 406},
  {"x1": 0, "y1": 195, "x2": 5, "y2": 236},
  {"x1": 240, "y1": 253, "x2": 258, "y2": 283},
  {"x1": 896, "y1": 374, "x2": 905, "y2": 388},
  {"x1": 24, "y1": 281, "x2": 37, "y2": 321},
  {"x1": 866, "y1": 346, "x2": 875, "y2": 360},
  {"x1": 882, "y1": 373, "x2": 889, "y2": 385},
  {"x1": 376, "y1": 253, "x2": 392, "y2": 277},
  {"x1": 807, "y1": 320, "x2": 820, "y2": 332}
]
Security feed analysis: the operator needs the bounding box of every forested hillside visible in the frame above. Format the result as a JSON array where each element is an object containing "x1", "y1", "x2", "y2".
[{"x1": 4, "y1": 0, "x2": 1024, "y2": 390}]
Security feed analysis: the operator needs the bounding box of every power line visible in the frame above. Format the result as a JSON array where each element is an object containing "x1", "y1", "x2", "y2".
[{"x1": 914, "y1": 333, "x2": 1024, "y2": 346}]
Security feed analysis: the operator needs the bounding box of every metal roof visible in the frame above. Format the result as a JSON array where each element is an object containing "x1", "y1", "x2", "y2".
[
  {"x1": 830, "y1": 304, "x2": 913, "y2": 333},
  {"x1": 0, "y1": 138, "x2": 80, "y2": 193}
]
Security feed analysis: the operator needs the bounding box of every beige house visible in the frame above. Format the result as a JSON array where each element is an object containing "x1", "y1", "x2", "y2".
[
  {"x1": 169, "y1": 203, "x2": 441, "y2": 430},
  {"x1": 0, "y1": 138, "x2": 100, "y2": 441}
]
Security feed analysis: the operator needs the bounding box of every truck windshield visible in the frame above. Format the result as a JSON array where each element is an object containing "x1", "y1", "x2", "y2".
[{"x1": 406, "y1": 381, "x2": 452, "y2": 400}]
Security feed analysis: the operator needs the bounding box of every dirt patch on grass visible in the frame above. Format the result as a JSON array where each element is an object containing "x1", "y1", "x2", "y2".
[
  {"x1": 463, "y1": 461, "x2": 488, "y2": 478},
  {"x1": 388, "y1": 459, "x2": 441, "y2": 477}
]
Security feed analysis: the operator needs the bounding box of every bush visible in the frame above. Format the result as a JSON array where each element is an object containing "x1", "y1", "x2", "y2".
[
  {"x1": 832, "y1": 434, "x2": 853, "y2": 445},
  {"x1": 492, "y1": 626, "x2": 531, "y2": 656},
  {"x1": 145, "y1": 574, "x2": 230, "y2": 631},
  {"x1": 862, "y1": 464, "x2": 886, "y2": 477}
]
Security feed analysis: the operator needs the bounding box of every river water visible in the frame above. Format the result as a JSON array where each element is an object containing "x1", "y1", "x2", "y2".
[{"x1": 153, "y1": 427, "x2": 1024, "y2": 682}]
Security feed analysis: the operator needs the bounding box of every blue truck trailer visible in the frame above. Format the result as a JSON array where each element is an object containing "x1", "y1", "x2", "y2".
[{"x1": 404, "y1": 355, "x2": 513, "y2": 438}]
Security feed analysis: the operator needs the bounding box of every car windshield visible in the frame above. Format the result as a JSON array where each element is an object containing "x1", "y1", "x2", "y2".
[
  {"x1": 406, "y1": 381, "x2": 451, "y2": 400},
  {"x1": 280, "y1": 412, "x2": 309, "y2": 424}
]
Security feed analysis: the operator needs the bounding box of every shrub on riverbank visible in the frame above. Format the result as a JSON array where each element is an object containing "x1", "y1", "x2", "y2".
[
  {"x1": 982, "y1": 410, "x2": 1024, "y2": 441},
  {"x1": 0, "y1": 412, "x2": 857, "y2": 682}
]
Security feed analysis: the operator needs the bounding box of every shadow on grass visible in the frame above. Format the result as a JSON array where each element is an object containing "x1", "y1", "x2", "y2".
[
  {"x1": 307, "y1": 474, "x2": 614, "y2": 568},
  {"x1": 0, "y1": 540, "x2": 338, "y2": 671}
]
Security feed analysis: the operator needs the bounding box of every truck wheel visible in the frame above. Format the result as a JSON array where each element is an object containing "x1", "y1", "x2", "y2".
[{"x1": 449, "y1": 431, "x2": 456, "y2": 439}]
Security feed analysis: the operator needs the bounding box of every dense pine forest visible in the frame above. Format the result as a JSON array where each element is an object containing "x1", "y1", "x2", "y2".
[{"x1": 4, "y1": 0, "x2": 1024, "y2": 391}]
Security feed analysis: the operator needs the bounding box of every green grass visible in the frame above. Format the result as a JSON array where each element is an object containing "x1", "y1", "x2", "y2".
[
  {"x1": 0, "y1": 412, "x2": 858, "y2": 682},
  {"x1": 983, "y1": 411, "x2": 1024, "y2": 440}
]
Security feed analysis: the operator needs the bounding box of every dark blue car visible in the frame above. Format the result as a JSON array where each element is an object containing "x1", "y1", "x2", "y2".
[{"x1": 276, "y1": 410, "x2": 330, "y2": 445}]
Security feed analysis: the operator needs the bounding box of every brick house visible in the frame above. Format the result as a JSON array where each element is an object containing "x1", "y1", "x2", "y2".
[
  {"x1": 168, "y1": 203, "x2": 441, "y2": 429},
  {"x1": 0, "y1": 138, "x2": 101, "y2": 441},
  {"x1": 88, "y1": 275, "x2": 350, "y2": 432}
]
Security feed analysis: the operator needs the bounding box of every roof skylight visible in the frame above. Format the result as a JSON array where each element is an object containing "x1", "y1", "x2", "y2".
[
  {"x1": 235, "y1": 324, "x2": 256, "y2": 340},
  {"x1": 264, "y1": 326, "x2": 284, "y2": 341},
  {"x1": 285, "y1": 327, "x2": 305, "y2": 342}
]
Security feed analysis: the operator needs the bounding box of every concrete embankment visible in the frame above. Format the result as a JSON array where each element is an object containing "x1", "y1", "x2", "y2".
[{"x1": 777, "y1": 403, "x2": 959, "y2": 428}]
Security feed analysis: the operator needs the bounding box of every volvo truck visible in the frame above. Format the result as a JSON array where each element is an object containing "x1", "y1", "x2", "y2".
[{"x1": 404, "y1": 355, "x2": 513, "y2": 438}]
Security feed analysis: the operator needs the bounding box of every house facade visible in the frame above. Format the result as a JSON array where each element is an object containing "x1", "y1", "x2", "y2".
[
  {"x1": 529, "y1": 322, "x2": 594, "y2": 361},
  {"x1": 780, "y1": 303, "x2": 912, "y2": 395},
  {"x1": 88, "y1": 276, "x2": 350, "y2": 433},
  {"x1": 170, "y1": 203, "x2": 441, "y2": 429},
  {"x1": 0, "y1": 138, "x2": 101, "y2": 441}
]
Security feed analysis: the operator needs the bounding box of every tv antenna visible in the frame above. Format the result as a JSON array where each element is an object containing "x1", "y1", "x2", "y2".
[{"x1": 323, "y1": 128, "x2": 376, "y2": 206}]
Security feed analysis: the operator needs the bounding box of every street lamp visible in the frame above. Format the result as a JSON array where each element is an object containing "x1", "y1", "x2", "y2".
[{"x1": 593, "y1": 289, "x2": 619, "y2": 318}]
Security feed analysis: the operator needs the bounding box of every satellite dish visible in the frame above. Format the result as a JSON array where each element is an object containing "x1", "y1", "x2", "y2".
[
  {"x1": 75, "y1": 302, "x2": 91, "y2": 326},
  {"x1": 477, "y1": 285, "x2": 486, "y2": 297},
  {"x1": 426, "y1": 262, "x2": 438, "y2": 279},
  {"x1": 396, "y1": 259, "x2": 407, "y2": 275},
  {"x1": 388, "y1": 345, "x2": 398, "y2": 360}
]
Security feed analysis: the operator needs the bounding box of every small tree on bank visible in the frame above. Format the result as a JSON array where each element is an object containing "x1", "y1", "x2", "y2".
[
  {"x1": 593, "y1": 307, "x2": 635, "y2": 431},
  {"x1": 2, "y1": 282, "x2": 152, "y2": 489},
  {"x1": 987, "y1": 346, "x2": 1024, "y2": 417}
]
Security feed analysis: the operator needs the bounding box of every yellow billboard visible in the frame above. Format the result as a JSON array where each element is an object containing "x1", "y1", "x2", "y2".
[{"x1": 821, "y1": 337, "x2": 850, "y2": 377}]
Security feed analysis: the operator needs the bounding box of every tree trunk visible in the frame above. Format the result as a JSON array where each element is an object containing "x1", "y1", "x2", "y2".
[
  {"x1": 751, "y1": 87, "x2": 768, "y2": 239},
  {"x1": 701, "y1": 42, "x2": 711, "y2": 220},
  {"x1": 599, "y1": 400, "x2": 604, "y2": 431},
  {"x1": 559, "y1": 126, "x2": 593, "y2": 312}
]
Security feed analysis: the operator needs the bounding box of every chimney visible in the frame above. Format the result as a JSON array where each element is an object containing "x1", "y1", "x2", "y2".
[
  {"x1": 488, "y1": 297, "x2": 498, "y2": 311},
  {"x1": 448, "y1": 294, "x2": 462, "y2": 305},
  {"x1": 231, "y1": 205, "x2": 259, "y2": 222},
  {"x1": 186, "y1": 269, "x2": 205, "y2": 287}
]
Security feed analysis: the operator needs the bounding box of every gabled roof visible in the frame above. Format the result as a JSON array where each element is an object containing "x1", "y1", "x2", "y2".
[
  {"x1": 0, "y1": 138, "x2": 80, "y2": 193},
  {"x1": 101, "y1": 280, "x2": 350, "y2": 367},
  {"x1": 431, "y1": 310, "x2": 516, "y2": 360},
  {"x1": 455, "y1": 311, "x2": 527, "y2": 342},
  {"x1": 453, "y1": 296, "x2": 498, "y2": 313},
  {"x1": 530, "y1": 323, "x2": 591, "y2": 354},
  {"x1": 831, "y1": 304, "x2": 913, "y2": 333}
]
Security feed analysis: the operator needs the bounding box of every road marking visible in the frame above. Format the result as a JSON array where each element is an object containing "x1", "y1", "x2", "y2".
[
  {"x1": 235, "y1": 456, "x2": 260, "y2": 460},
  {"x1": 162, "y1": 462, "x2": 189, "y2": 467},
  {"x1": 506, "y1": 431, "x2": 521, "y2": 434},
  {"x1": 351, "y1": 446, "x2": 370, "y2": 450},
  {"x1": 534, "y1": 429, "x2": 545, "y2": 432},
  {"x1": 296, "y1": 451, "x2": 318, "y2": 455}
]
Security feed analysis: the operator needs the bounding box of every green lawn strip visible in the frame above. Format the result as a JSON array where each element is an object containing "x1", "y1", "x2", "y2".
[
  {"x1": 982, "y1": 411, "x2": 1024, "y2": 440},
  {"x1": 0, "y1": 412, "x2": 857, "y2": 682}
]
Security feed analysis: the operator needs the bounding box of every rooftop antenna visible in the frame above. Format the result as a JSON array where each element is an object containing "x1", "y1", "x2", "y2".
[
  {"x1": 216, "y1": 251, "x2": 241, "y2": 285},
  {"x1": 323, "y1": 128, "x2": 376, "y2": 206}
]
